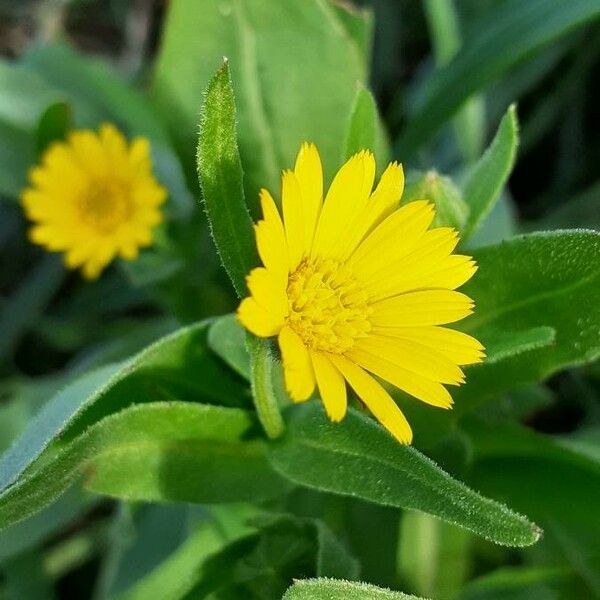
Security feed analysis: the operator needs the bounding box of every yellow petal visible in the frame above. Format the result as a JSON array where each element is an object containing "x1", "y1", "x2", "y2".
[
  {"x1": 237, "y1": 297, "x2": 284, "y2": 338},
  {"x1": 398, "y1": 255, "x2": 478, "y2": 293},
  {"x1": 311, "y1": 351, "x2": 347, "y2": 422},
  {"x1": 370, "y1": 290, "x2": 474, "y2": 326},
  {"x1": 246, "y1": 267, "x2": 289, "y2": 320},
  {"x1": 337, "y1": 161, "x2": 404, "y2": 260},
  {"x1": 330, "y1": 354, "x2": 413, "y2": 444},
  {"x1": 351, "y1": 335, "x2": 465, "y2": 386},
  {"x1": 129, "y1": 137, "x2": 152, "y2": 173},
  {"x1": 294, "y1": 142, "x2": 323, "y2": 249},
  {"x1": 372, "y1": 325, "x2": 485, "y2": 365},
  {"x1": 350, "y1": 200, "x2": 434, "y2": 275},
  {"x1": 23, "y1": 124, "x2": 164, "y2": 279},
  {"x1": 256, "y1": 188, "x2": 289, "y2": 281},
  {"x1": 346, "y1": 346, "x2": 454, "y2": 409},
  {"x1": 364, "y1": 241, "x2": 475, "y2": 301},
  {"x1": 100, "y1": 123, "x2": 128, "y2": 163},
  {"x1": 282, "y1": 170, "x2": 305, "y2": 271},
  {"x1": 312, "y1": 150, "x2": 375, "y2": 258},
  {"x1": 368, "y1": 161, "x2": 405, "y2": 227},
  {"x1": 68, "y1": 130, "x2": 109, "y2": 177},
  {"x1": 278, "y1": 326, "x2": 315, "y2": 401}
]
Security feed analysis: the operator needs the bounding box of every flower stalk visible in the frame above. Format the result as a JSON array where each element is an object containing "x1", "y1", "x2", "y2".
[{"x1": 246, "y1": 333, "x2": 285, "y2": 439}]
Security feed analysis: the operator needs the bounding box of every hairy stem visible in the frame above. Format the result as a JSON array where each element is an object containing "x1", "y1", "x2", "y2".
[{"x1": 247, "y1": 334, "x2": 285, "y2": 439}]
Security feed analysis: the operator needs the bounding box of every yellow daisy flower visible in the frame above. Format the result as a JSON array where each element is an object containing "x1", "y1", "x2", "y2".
[
  {"x1": 238, "y1": 144, "x2": 485, "y2": 444},
  {"x1": 21, "y1": 124, "x2": 166, "y2": 279}
]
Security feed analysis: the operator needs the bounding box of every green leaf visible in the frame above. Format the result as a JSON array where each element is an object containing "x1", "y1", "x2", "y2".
[
  {"x1": 2, "y1": 548, "x2": 55, "y2": 600},
  {"x1": 344, "y1": 85, "x2": 388, "y2": 163},
  {"x1": 183, "y1": 514, "x2": 318, "y2": 599},
  {"x1": 460, "y1": 566, "x2": 573, "y2": 600},
  {"x1": 463, "y1": 419, "x2": 600, "y2": 477},
  {"x1": 538, "y1": 179, "x2": 600, "y2": 230},
  {"x1": 423, "y1": 0, "x2": 485, "y2": 162},
  {"x1": 283, "y1": 578, "x2": 427, "y2": 600},
  {"x1": 466, "y1": 421, "x2": 600, "y2": 594},
  {"x1": 399, "y1": 512, "x2": 470, "y2": 599},
  {"x1": 35, "y1": 101, "x2": 72, "y2": 155},
  {"x1": 344, "y1": 85, "x2": 376, "y2": 159},
  {"x1": 0, "y1": 487, "x2": 98, "y2": 562},
  {"x1": 0, "y1": 60, "x2": 65, "y2": 130},
  {"x1": 114, "y1": 506, "x2": 257, "y2": 600},
  {"x1": 87, "y1": 404, "x2": 287, "y2": 503},
  {"x1": 314, "y1": 521, "x2": 360, "y2": 580},
  {"x1": 197, "y1": 60, "x2": 258, "y2": 298},
  {"x1": 0, "y1": 402, "x2": 288, "y2": 530},
  {"x1": 466, "y1": 194, "x2": 518, "y2": 248},
  {"x1": 22, "y1": 43, "x2": 169, "y2": 143},
  {"x1": 0, "y1": 255, "x2": 65, "y2": 361},
  {"x1": 208, "y1": 314, "x2": 250, "y2": 380},
  {"x1": 395, "y1": 0, "x2": 600, "y2": 155},
  {"x1": 462, "y1": 106, "x2": 519, "y2": 240},
  {"x1": 0, "y1": 321, "x2": 248, "y2": 496},
  {"x1": 330, "y1": 1, "x2": 374, "y2": 61},
  {"x1": 154, "y1": 0, "x2": 371, "y2": 204},
  {"x1": 456, "y1": 230, "x2": 600, "y2": 413},
  {"x1": 269, "y1": 404, "x2": 541, "y2": 547},
  {"x1": 0, "y1": 119, "x2": 35, "y2": 198},
  {"x1": 0, "y1": 363, "x2": 119, "y2": 493},
  {"x1": 483, "y1": 326, "x2": 556, "y2": 364}
]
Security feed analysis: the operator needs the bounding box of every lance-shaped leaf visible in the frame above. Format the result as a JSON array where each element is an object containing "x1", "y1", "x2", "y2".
[
  {"x1": 462, "y1": 105, "x2": 519, "y2": 240},
  {"x1": 0, "y1": 321, "x2": 248, "y2": 497},
  {"x1": 269, "y1": 404, "x2": 541, "y2": 547},
  {"x1": 155, "y1": 0, "x2": 371, "y2": 203},
  {"x1": 283, "y1": 578, "x2": 428, "y2": 599},
  {"x1": 456, "y1": 230, "x2": 600, "y2": 413},
  {"x1": 197, "y1": 60, "x2": 258, "y2": 297},
  {"x1": 0, "y1": 402, "x2": 288, "y2": 530},
  {"x1": 396, "y1": 0, "x2": 600, "y2": 155},
  {"x1": 343, "y1": 85, "x2": 389, "y2": 164}
]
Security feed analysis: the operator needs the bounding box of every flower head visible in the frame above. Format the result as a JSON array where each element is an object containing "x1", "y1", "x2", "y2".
[
  {"x1": 238, "y1": 144, "x2": 485, "y2": 444},
  {"x1": 21, "y1": 124, "x2": 166, "y2": 279}
]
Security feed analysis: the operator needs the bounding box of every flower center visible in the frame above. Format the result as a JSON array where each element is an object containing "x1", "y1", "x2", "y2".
[
  {"x1": 286, "y1": 257, "x2": 372, "y2": 353},
  {"x1": 78, "y1": 180, "x2": 132, "y2": 233}
]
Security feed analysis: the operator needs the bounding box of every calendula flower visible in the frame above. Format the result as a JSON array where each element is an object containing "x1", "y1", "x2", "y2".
[
  {"x1": 238, "y1": 144, "x2": 484, "y2": 444},
  {"x1": 21, "y1": 124, "x2": 166, "y2": 279}
]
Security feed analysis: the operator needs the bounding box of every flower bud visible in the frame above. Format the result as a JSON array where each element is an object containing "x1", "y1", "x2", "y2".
[{"x1": 403, "y1": 170, "x2": 469, "y2": 231}]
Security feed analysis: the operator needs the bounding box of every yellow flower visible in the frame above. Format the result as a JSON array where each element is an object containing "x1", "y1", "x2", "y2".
[
  {"x1": 21, "y1": 124, "x2": 166, "y2": 279},
  {"x1": 238, "y1": 144, "x2": 485, "y2": 444}
]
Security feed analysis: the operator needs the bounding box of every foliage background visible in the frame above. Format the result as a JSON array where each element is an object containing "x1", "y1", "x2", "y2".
[{"x1": 0, "y1": 0, "x2": 599, "y2": 599}]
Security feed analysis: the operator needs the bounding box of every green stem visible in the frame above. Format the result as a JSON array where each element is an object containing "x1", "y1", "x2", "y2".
[{"x1": 246, "y1": 334, "x2": 285, "y2": 439}]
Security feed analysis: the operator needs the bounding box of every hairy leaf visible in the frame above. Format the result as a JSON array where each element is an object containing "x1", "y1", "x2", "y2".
[
  {"x1": 269, "y1": 404, "x2": 541, "y2": 547},
  {"x1": 35, "y1": 101, "x2": 72, "y2": 155},
  {"x1": 197, "y1": 61, "x2": 258, "y2": 297},
  {"x1": 457, "y1": 230, "x2": 600, "y2": 412},
  {"x1": 483, "y1": 326, "x2": 556, "y2": 364},
  {"x1": 344, "y1": 85, "x2": 388, "y2": 163},
  {"x1": 283, "y1": 578, "x2": 427, "y2": 600},
  {"x1": 208, "y1": 314, "x2": 250, "y2": 380},
  {"x1": 463, "y1": 105, "x2": 519, "y2": 239},
  {"x1": 0, "y1": 402, "x2": 287, "y2": 530},
  {"x1": 0, "y1": 321, "x2": 249, "y2": 496}
]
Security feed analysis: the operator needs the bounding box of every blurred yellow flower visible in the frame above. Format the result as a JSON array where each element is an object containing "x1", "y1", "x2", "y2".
[
  {"x1": 238, "y1": 144, "x2": 484, "y2": 444},
  {"x1": 21, "y1": 124, "x2": 166, "y2": 279}
]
